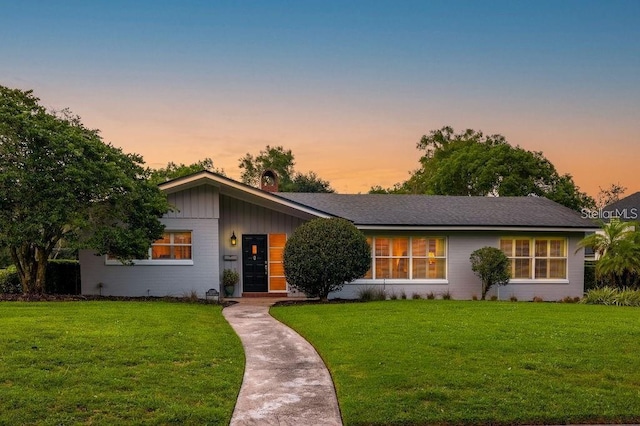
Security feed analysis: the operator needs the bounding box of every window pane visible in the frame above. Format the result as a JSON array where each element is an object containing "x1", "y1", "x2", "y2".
[
  {"x1": 429, "y1": 258, "x2": 446, "y2": 279},
  {"x1": 270, "y1": 276, "x2": 287, "y2": 291},
  {"x1": 535, "y1": 259, "x2": 548, "y2": 279},
  {"x1": 412, "y1": 238, "x2": 427, "y2": 257},
  {"x1": 412, "y1": 259, "x2": 427, "y2": 279},
  {"x1": 173, "y1": 232, "x2": 191, "y2": 244},
  {"x1": 364, "y1": 266, "x2": 373, "y2": 279},
  {"x1": 269, "y1": 233, "x2": 286, "y2": 247},
  {"x1": 500, "y1": 239, "x2": 512, "y2": 256},
  {"x1": 392, "y1": 238, "x2": 408, "y2": 257},
  {"x1": 514, "y1": 258, "x2": 531, "y2": 278},
  {"x1": 535, "y1": 240, "x2": 548, "y2": 257},
  {"x1": 270, "y1": 262, "x2": 284, "y2": 276},
  {"x1": 269, "y1": 247, "x2": 284, "y2": 261},
  {"x1": 426, "y1": 238, "x2": 446, "y2": 257},
  {"x1": 173, "y1": 246, "x2": 192, "y2": 260},
  {"x1": 152, "y1": 245, "x2": 171, "y2": 259},
  {"x1": 375, "y1": 238, "x2": 390, "y2": 257},
  {"x1": 155, "y1": 233, "x2": 171, "y2": 244},
  {"x1": 515, "y1": 240, "x2": 530, "y2": 257},
  {"x1": 392, "y1": 258, "x2": 408, "y2": 279},
  {"x1": 549, "y1": 259, "x2": 567, "y2": 278},
  {"x1": 550, "y1": 240, "x2": 565, "y2": 257},
  {"x1": 375, "y1": 258, "x2": 391, "y2": 279}
]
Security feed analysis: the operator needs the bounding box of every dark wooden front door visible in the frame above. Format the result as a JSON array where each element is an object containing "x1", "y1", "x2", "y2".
[{"x1": 242, "y1": 234, "x2": 268, "y2": 292}]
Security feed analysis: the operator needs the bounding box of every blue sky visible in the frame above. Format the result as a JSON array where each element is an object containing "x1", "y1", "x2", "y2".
[{"x1": 2, "y1": 0, "x2": 639, "y2": 195}]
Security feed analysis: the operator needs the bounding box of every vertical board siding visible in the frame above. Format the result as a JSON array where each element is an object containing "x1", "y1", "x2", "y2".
[
  {"x1": 218, "y1": 195, "x2": 307, "y2": 296},
  {"x1": 165, "y1": 186, "x2": 216, "y2": 219}
]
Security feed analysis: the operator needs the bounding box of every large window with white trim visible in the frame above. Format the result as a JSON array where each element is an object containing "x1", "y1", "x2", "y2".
[
  {"x1": 106, "y1": 231, "x2": 192, "y2": 264},
  {"x1": 500, "y1": 237, "x2": 567, "y2": 279},
  {"x1": 151, "y1": 231, "x2": 192, "y2": 260},
  {"x1": 364, "y1": 236, "x2": 446, "y2": 280}
]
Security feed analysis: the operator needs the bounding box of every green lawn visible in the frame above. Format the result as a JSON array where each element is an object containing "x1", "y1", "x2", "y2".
[
  {"x1": 0, "y1": 301, "x2": 244, "y2": 425},
  {"x1": 271, "y1": 300, "x2": 640, "y2": 425}
]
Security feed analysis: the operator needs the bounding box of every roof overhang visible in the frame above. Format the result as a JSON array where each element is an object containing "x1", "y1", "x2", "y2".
[
  {"x1": 355, "y1": 225, "x2": 599, "y2": 233},
  {"x1": 159, "y1": 171, "x2": 334, "y2": 220}
]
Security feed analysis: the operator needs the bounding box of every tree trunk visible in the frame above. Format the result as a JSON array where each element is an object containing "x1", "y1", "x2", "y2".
[
  {"x1": 10, "y1": 244, "x2": 49, "y2": 294},
  {"x1": 481, "y1": 283, "x2": 489, "y2": 300},
  {"x1": 34, "y1": 248, "x2": 48, "y2": 294}
]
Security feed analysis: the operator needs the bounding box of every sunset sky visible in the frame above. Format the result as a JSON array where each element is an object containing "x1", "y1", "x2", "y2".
[{"x1": 2, "y1": 1, "x2": 639, "y2": 197}]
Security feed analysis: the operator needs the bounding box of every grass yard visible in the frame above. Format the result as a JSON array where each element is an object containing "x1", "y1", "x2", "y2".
[
  {"x1": 271, "y1": 300, "x2": 640, "y2": 425},
  {"x1": 0, "y1": 301, "x2": 244, "y2": 425}
]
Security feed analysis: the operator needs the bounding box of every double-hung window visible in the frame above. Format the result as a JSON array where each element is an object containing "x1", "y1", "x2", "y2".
[
  {"x1": 500, "y1": 237, "x2": 567, "y2": 279},
  {"x1": 364, "y1": 236, "x2": 446, "y2": 280}
]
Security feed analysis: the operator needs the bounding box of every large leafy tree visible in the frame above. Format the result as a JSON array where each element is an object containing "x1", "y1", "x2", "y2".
[
  {"x1": 578, "y1": 220, "x2": 640, "y2": 288},
  {"x1": 149, "y1": 158, "x2": 225, "y2": 185},
  {"x1": 283, "y1": 218, "x2": 370, "y2": 301},
  {"x1": 239, "y1": 145, "x2": 334, "y2": 192},
  {"x1": 371, "y1": 126, "x2": 594, "y2": 211},
  {"x1": 595, "y1": 182, "x2": 626, "y2": 209},
  {"x1": 0, "y1": 85, "x2": 169, "y2": 294},
  {"x1": 288, "y1": 171, "x2": 333, "y2": 193},
  {"x1": 239, "y1": 145, "x2": 295, "y2": 189}
]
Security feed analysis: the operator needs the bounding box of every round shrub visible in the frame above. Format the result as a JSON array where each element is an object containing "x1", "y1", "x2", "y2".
[
  {"x1": 470, "y1": 246, "x2": 511, "y2": 300},
  {"x1": 283, "y1": 218, "x2": 371, "y2": 301}
]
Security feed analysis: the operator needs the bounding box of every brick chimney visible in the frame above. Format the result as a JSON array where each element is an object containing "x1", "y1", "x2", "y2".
[{"x1": 260, "y1": 170, "x2": 279, "y2": 193}]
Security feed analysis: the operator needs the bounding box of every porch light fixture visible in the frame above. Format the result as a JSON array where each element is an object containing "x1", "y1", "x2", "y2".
[{"x1": 230, "y1": 231, "x2": 237, "y2": 246}]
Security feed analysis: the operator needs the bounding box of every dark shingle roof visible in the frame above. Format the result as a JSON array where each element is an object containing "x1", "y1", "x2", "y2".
[
  {"x1": 602, "y1": 192, "x2": 640, "y2": 222},
  {"x1": 275, "y1": 193, "x2": 596, "y2": 229}
]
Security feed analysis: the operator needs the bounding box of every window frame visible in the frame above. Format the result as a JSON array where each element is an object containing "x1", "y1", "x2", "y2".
[
  {"x1": 105, "y1": 230, "x2": 194, "y2": 266},
  {"x1": 500, "y1": 237, "x2": 568, "y2": 282},
  {"x1": 360, "y1": 236, "x2": 448, "y2": 282}
]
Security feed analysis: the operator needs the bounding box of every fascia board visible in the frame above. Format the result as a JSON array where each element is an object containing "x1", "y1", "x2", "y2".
[{"x1": 355, "y1": 225, "x2": 600, "y2": 232}]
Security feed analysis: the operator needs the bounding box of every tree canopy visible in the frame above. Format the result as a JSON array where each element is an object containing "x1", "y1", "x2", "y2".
[
  {"x1": 0, "y1": 85, "x2": 169, "y2": 293},
  {"x1": 370, "y1": 126, "x2": 594, "y2": 211},
  {"x1": 149, "y1": 158, "x2": 225, "y2": 185},
  {"x1": 239, "y1": 145, "x2": 334, "y2": 192},
  {"x1": 595, "y1": 183, "x2": 626, "y2": 209}
]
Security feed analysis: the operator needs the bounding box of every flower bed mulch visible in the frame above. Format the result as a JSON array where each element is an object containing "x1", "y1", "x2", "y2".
[{"x1": 0, "y1": 293, "x2": 236, "y2": 307}]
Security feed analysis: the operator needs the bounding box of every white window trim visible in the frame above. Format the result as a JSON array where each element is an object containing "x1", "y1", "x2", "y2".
[
  {"x1": 361, "y1": 236, "x2": 449, "y2": 282},
  {"x1": 353, "y1": 278, "x2": 449, "y2": 285},
  {"x1": 500, "y1": 237, "x2": 568, "y2": 282},
  {"x1": 507, "y1": 279, "x2": 569, "y2": 284},
  {"x1": 105, "y1": 259, "x2": 194, "y2": 266},
  {"x1": 105, "y1": 230, "x2": 194, "y2": 266}
]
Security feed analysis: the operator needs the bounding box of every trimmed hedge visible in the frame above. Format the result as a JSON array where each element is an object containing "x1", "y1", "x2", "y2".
[
  {"x1": 46, "y1": 260, "x2": 81, "y2": 294},
  {"x1": 0, "y1": 260, "x2": 80, "y2": 294}
]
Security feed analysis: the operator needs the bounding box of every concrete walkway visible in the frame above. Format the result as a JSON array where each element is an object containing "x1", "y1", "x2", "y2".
[{"x1": 223, "y1": 300, "x2": 343, "y2": 426}]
